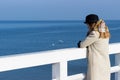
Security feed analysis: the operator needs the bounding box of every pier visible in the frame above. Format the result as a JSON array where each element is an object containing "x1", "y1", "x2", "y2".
[{"x1": 0, "y1": 43, "x2": 120, "y2": 80}]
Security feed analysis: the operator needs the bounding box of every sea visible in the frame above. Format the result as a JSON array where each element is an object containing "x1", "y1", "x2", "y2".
[{"x1": 0, "y1": 20, "x2": 120, "y2": 80}]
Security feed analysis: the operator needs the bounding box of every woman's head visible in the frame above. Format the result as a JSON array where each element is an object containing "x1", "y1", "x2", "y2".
[
  {"x1": 84, "y1": 14, "x2": 110, "y2": 38},
  {"x1": 84, "y1": 14, "x2": 99, "y2": 30}
]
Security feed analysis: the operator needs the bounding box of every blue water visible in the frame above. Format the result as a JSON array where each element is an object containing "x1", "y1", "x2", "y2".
[{"x1": 0, "y1": 20, "x2": 120, "y2": 80}]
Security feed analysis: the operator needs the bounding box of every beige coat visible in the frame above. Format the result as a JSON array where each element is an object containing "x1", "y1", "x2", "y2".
[{"x1": 80, "y1": 31, "x2": 110, "y2": 80}]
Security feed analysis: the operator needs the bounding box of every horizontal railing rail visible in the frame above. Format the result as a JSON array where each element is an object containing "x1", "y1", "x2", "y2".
[{"x1": 0, "y1": 43, "x2": 120, "y2": 80}]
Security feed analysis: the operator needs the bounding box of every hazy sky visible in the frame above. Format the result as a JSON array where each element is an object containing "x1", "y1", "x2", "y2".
[{"x1": 0, "y1": 0, "x2": 120, "y2": 20}]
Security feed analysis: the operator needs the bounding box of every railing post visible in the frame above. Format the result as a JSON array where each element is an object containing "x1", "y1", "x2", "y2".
[
  {"x1": 115, "y1": 53, "x2": 120, "y2": 80},
  {"x1": 52, "y1": 61, "x2": 67, "y2": 80}
]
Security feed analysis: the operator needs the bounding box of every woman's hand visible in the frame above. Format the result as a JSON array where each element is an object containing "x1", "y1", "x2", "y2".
[{"x1": 77, "y1": 41, "x2": 81, "y2": 48}]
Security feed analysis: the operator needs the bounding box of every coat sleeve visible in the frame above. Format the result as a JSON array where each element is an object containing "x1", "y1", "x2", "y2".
[{"x1": 80, "y1": 31, "x2": 99, "y2": 48}]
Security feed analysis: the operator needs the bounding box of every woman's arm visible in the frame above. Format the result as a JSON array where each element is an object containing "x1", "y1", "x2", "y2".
[{"x1": 80, "y1": 31, "x2": 99, "y2": 48}]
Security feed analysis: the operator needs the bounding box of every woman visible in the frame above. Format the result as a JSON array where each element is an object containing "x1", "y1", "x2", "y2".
[{"x1": 78, "y1": 14, "x2": 111, "y2": 80}]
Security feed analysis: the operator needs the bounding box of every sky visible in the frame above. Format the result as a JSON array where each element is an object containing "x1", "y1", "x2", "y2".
[{"x1": 0, "y1": 0, "x2": 120, "y2": 20}]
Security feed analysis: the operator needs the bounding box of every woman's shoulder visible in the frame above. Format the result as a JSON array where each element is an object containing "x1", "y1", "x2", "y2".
[
  {"x1": 90, "y1": 31, "x2": 100, "y2": 36},
  {"x1": 88, "y1": 31, "x2": 100, "y2": 38}
]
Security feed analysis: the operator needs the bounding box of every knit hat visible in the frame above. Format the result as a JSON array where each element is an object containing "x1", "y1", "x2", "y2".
[{"x1": 84, "y1": 14, "x2": 99, "y2": 24}]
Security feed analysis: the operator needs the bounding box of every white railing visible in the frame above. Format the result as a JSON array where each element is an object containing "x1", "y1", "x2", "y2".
[{"x1": 0, "y1": 43, "x2": 120, "y2": 80}]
